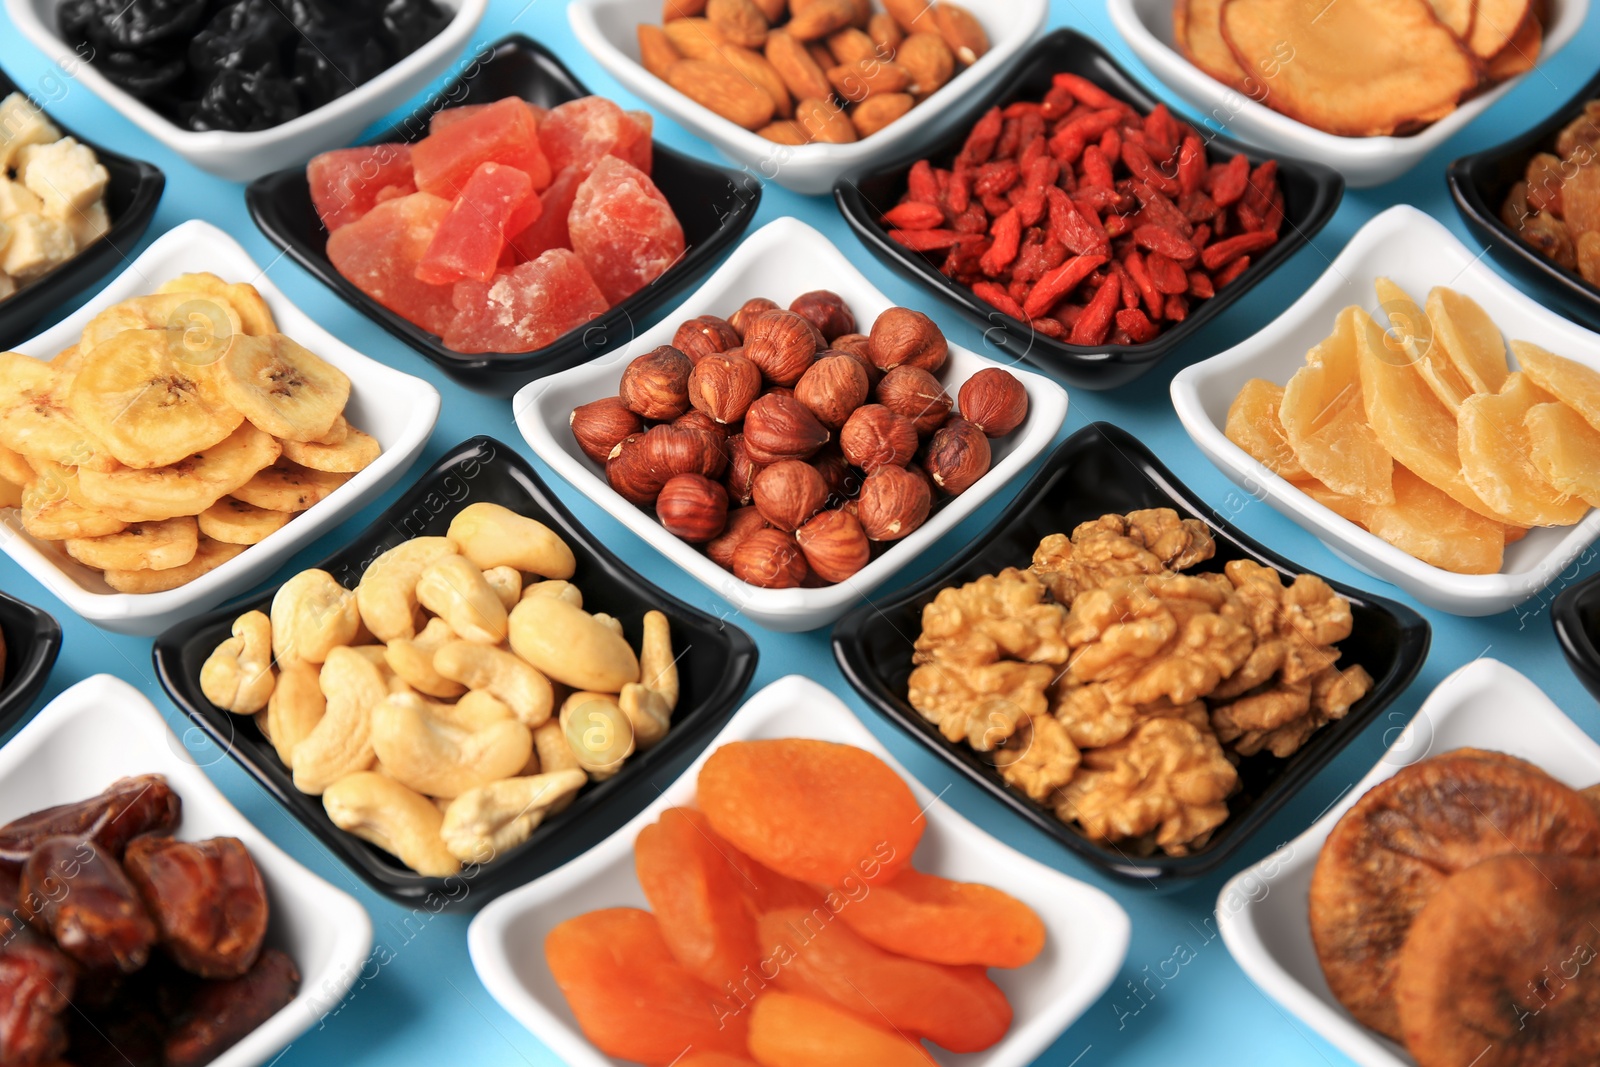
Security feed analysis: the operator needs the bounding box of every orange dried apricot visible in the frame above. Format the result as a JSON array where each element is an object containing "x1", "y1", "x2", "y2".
[
  {"x1": 725, "y1": 843, "x2": 827, "y2": 915},
  {"x1": 678, "y1": 1055, "x2": 761, "y2": 1067},
  {"x1": 698, "y1": 739, "x2": 921, "y2": 886},
  {"x1": 757, "y1": 907, "x2": 1012, "y2": 1052},
  {"x1": 748, "y1": 992, "x2": 937, "y2": 1067},
  {"x1": 545, "y1": 908, "x2": 749, "y2": 1064},
  {"x1": 635, "y1": 807, "x2": 761, "y2": 991},
  {"x1": 835, "y1": 868, "x2": 1045, "y2": 968}
]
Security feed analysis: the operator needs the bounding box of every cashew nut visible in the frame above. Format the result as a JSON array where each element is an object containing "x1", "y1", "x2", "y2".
[
  {"x1": 416, "y1": 554, "x2": 507, "y2": 645},
  {"x1": 271, "y1": 569, "x2": 360, "y2": 664},
  {"x1": 371, "y1": 692, "x2": 532, "y2": 799},
  {"x1": 533, "y1": 720, "x2": 580, "y2": 777},
  {"x1": 442, "y1": 689, "x2": 514, "y2": 730},
  {"x1": 523, "y1": 580, "x2": 582, "y2": 608},
  {"x1": 356, "y1": 536, "x2": 458, "y2": 642},
  {"x1": 384, "y1": 617, "x2": 465, "y2": 698},
  {"x1": 200, "y1": 610, "x2": 275, "y2": 714},
  {"x1": 323, "y1": 772, "x2": 461, "y2": 877},
  {"x1": 559, "y1": 691, "x2": 636, "y2": 781},
  {"x1": 254, "y1": 710, "x2": 272, "y2": 742},
  {"x1": 266, "y1": 658, "x2": 325, "y2": 768},
  {"x1": 619, "y1": 684, "x2": 671, "y2": 750},
  {"x1": 291, "y1": 646, "x2": 384, "y2": 795},
  {"x1": 591, "y1": 613, "x2": 625, "y2": 638},
  {"x1": 639, "y1": 610, "x2": 678, "y2": 713},
  {"x1": 509, "y1": 596, "x2": 639, "y2": 692},
  {"x1": 439, "y1": 769, "x2": 588, "y2": 864},
  {"x1": 482, "y1": 566, "x2": 522, "y2": 611},
  {"x1": 432, "y1": 641, "x2": 553, "y2": 728},
  {"x1": 447, "y1": 501, "x2": 576, "y2": 579}
]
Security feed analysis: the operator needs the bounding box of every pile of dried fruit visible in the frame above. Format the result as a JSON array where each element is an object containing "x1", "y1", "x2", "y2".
[
  {"x1": 1227, "y1": 279, "x2": 1600, "y2": 575},
  {"x1": 570, "y1": 290, "x2": 1030, "y2": 589},
  {"x1": 1311, "y1": 750, "x2": 1600, "y2": 1067},
  {"x1": 0, "y1": 273, "x2": 379, "y2": 593},
  {"x1": 907, "y1": 508, "x2": 1372, "y2": 857},
  {"x1": 546, "y1": 737, "x2": 1046, "y2": 1065},
  {"x1": 1502, "y1": 98, "x2": 1600, "y2": 286},
  {"x1": 1178, "y1": 0, "x2": 1542, "y2": 137},
  {"x1": 881, "y1": 73, "x2": 1282, "y2": 346},
  {"x1": 200, "y1": 502, "x2": 680, "y2": 877},
  {"x1": 637, "y1": 0, "x2": 989, "y2": 143},
  {"x1": 312, "y1": 94, "x2": 683, "y2": 354},
  {"x1": 0, "y1": 775, "x2": 300, "y2": 1067}
]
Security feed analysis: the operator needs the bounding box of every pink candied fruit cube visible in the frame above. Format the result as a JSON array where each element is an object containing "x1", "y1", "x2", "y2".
[
  {"x1": 326, "y1": 191, "x2": 457, "y2": 335},
  {"x1": 413, "y1": 97, "x2": 552, "y2": 198},
  {"x1": 509, "y1": 164, "x2": 582, "y2": 262},
  {"x1": 307, "y1": 143, "x2": 414, "y2": 232},
  {"x1": 540, "y1": 96, "x2": 653, "y2": 177},
  {"x1": 443, "y1": 248, "x2": 611, "y2": 354},
  {"x1": 415, "y1": 162, "x2": 539, "y2": 285},
  {"x1": 568, "y1": 155, "x2": 686, "y2": 305}
]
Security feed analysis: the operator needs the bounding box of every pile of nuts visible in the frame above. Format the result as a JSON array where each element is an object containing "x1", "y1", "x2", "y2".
[
  {"x1": 637, "y1": 0, "x2": 990, "y2": 142},
  {"x1": 199, "y1": 502, "x2": 680, "y2": 877},
  {"x1": 569, "y1": 291, "x2": 1030, "y2": 589}
]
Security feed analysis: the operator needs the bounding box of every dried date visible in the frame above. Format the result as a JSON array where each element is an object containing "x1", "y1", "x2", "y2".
[
  {"x1": 0, "y1": 775, "x2": 181, "y2": 871},
  {"x1": 165, "y1": 949, "x2": 301, "y2": 1067},
  {"x1": 20, "y1": 837, "x2": 158, "y2": 974},
  {"x1": 124, "y1": 836, "x2": 268, "y2": 980}
]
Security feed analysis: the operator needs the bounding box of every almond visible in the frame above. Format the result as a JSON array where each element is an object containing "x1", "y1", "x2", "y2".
[
  {"x1": 758, "y1": 120, "x2": 809, "y2": 144},
  {"x1": 897, "y1": 31, "x2": 954, "y2": 96},
  {"x1": 851, "y1": 92, "x2": 914, "y2": 137},
  {"x1": 787, "y1": 0, "x2": 855, "y2": 40},
  {"x1": 663, "y1": 0, "x2": 708, "y2": 17},
  {"x1": 827, "y1": 27, "x2": 878, "y2": 65},
  {"x1": 882, "y1": 0, "x2": 932, "y2": 33},
  {"x1": 868, "y1": 12, "x2": 904, "y2": 52},
  {"x1": 765, "y1": 29, "x2": 834, "y2": 101},
  {"x1": 795, "y1": 97, "x2": 858, "y2": 143},
  {"x1": 663, "y1": 17, "x2": 728, "y2": 58},
  {"x1": 826, "y1": 58, "x2": 911, "y2": 102},
  {"x1": 638, "y1": 24, "x2": 684, "y2": 78},
  {"x1": 719, "y1": 45, "x2": 794, "y2": 118},
  {"x1": 933, "y1": 2, "x2": 989, "y2": 65},
  {"x1": 707, "y1": 0, "x2": 768, "y2": 48},
  {"x1": 751, "y1": 0, "x2": 786, "y2": 17},
  {"x1": 666, "y1": 58, "x2": 777, "y2": 129}
]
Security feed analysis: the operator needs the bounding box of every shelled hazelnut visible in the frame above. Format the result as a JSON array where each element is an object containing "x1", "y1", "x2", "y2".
[
  {"x1": 876, "y1": 365, "x2": 951, "y2": 435},
  {"x1": 730, "y1": 297, "x2": 780, "y2": 338},
  {"x1": 958, "y1": 367, "x2": 1029, "y2": 437},
  {"x1": 840, "y1": 404, "x2": 917, "y2": 472},
  {"x1": 790, "y1": 290, "x2": 857, "y2": 342},
  {"x1": 673, "y1": 315, "x2": 741, "y2": 362},
  {"x1": 619, "y1": 346, "x2": 693, "y2": 420},
  {"x1": 743, "y1": 393, "x2": 830, "y2": 463},
  {"x1": 924, "y1": 417, "x2": 990, "y2": 494},
  {"x1": 753, "y1": 460, "x2": 828, "y2": 532},
  {"x1": 571, "y1": 397, "x2": 644, "y2": 463},
  {"x1": 795, "y1": 353, "x2": 870, "y2": 429},
  {"x1": 743, "y1": 309, "x2": 820, "y2": 386},
  {"x1": 708, "y1": 506, "x2": 769, "y2": 568},
  {"x1": 796, "y1": 507, "x2": 871, "y2": 582},
  {"x1": 688, "y1": 350, "x2": 763, "y2": 424},
  {"x1": 656, "y1": 473, "x2": 729, "y2": 542},
  {"x1": 859, "y1": 465, "x2": 931, "y2": 541},
  {"x1": 733, "y1": 528, "x2": 809, "y2": 588},
  {"x1": 868, "y1": 307, "x2": 947, "y2": 373}
]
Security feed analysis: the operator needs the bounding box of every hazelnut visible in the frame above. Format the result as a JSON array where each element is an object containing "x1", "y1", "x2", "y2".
[
  {"x1": 810, "y1": 446, "x2": 856, "y2": 504},
  {"x1": 673, "y1": 315, "x2": 741, "y2": 362},
  {"x1": 618, "y1": 345, "x2": 693, "y2": 420},
  {"x1": 642, "y1": 423, "x2": 722, "y2": 481},
  {"x1": 743, "y1": 393, "x2": 830, "y2": 463},
  {"x1": 752, "y1": 460, "x2": 828, "y2": 532},
  {"x1": 868, "y1": 307, "x2": 948, "y2": 373},
  {"x1": 606, "y1": 434, "x2": 665, "y2": 506},
  {"x1": 857, "y1": 465, "x2": 931, "y2": 541},
  {"x1": 732, "y1": 528, "x2": 809, "y2": 589},
  {"x1": 723, "y1": 433, "x2": 765, "y2": 505},
  {"x1": 796, "y1": 507, "x2": 871, "y2": 583},
  {"x1": 839, "y1": 404, "x2": 918, "y2": 473},
  {"x1": 707, "y1": 506, "x2": 769, "y2": 568},
  {"x1": 673, "y1": 409, "x2": 727, "y2": 439},
  {"x1": 729, "y1": 297, "x2": 780, "y2": 339},
  {"x1": 789, "y1": 289, "x2": 857, "y2": 342},
  {"x1": 827, "y1": 337, "x2": 882, "y2": 389},
  {"x1": 924, "y1": 417, "x2": 991, "y2": 495},
  {"x1": 656, "y1": 473, "x2": 729, "y2": 543},
  {"x1": 875, "y1": 365, "x2": 951, "y2": 435},
  {"x1": 570, "y1": 396, "x2": 643, "y2": 464},
  {"x1": 744, "y1": 309, "x2": 819, "y2": 386},
  {"x1": 958, "y1": 368, "x2": 1029, "y2": 437},
  {"x1": 688, "y1": 349, "x2": 763, "y2": 424},
  {"x1": 794, "y1": 353, "x2": 869, "y2": 429}
]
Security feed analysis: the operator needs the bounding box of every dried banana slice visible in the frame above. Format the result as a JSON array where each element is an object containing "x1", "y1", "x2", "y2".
[
  {"x1": 79, "y1": 292, "x2": 243, "y2": 354},
  {"x1": 231, "y1": 459, "x2": 350, "y2": 513},
  {"x1": 214, "y1": 334, "x2": 349, "y2": 443},
  {"x1": 102, "y1": 536, "x2": 246, "y2": 594},
  {"x1": 64, "y1": 516, "x2": 200, "y2": 572},
  {"x1": 0, "y1": 351, "x2": 118, "y2": 472},
  {"x1": 280, "y1": 425, "x2": 380, "y2": 474},
  {"x1": 76, "y1": 424, "x2": 281, "y2": 523},
  {"x1": 157, "y1": 273, "x2": 276, "y2": 337},
  {"x1": 198, "y1": 497, "x2": 294, "y2": 545}
]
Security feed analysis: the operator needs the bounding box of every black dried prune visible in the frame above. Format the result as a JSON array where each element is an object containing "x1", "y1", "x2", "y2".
[
  {"x1": 291, "y1": 23, "x2": 390, "y2": 110},
  {"x1": 188, "y1": 0, "x2": 295, "y2": 80},
  {"x1": 187, "y1": 68, "x2": 299, "y2": 132},
  {"x1": 96, "y1": 49, "x2": 189, "y2": 98},
  {"x1": 382, "y1": 0, "x2": 450, "y2": 56},
  {"x1": 92, "y1": 0, "x2": 211, "y2": 50}
]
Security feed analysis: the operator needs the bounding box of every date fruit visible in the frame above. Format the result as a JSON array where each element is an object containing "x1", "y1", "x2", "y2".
[{"x1": 124, "y1": 836, "x2": 269, "y2": 980}]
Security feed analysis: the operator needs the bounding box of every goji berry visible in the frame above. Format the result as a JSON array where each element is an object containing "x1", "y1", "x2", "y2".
[
  {"x1": 975, "y1": 160, "x2": 1019, "y2": 197},
  {"x1": 1143, "y1": 103, "x2": 1178, "y2": 161},
  {"x1": 906, "y1": 160, "x2": 939, "y2": 203},
  {"x1": 1122, "y1": 141, "x2": 1180, "y2": 196},
  {"x1": 1133, "y1": 224, "x2": 1197, "y2": 264},
  {"x1": 1145, "y1": 251, "x2": 1188, "y2": 294},
  {"x1": 972, "y1": 281, "x2": 1026, "y2": 319},
  {"x1": 995, "y1": 116, "x2": 1021, "y2": 161},
  {"x1": 1022, "y1": 253, "x2": 1107, "y2": 319},
  {"x1": 1012, "y1": 237, "x2": 1067, "y2": 283},
  {"x1": 1041, "y1": 84, "x2": 1075, "y2": 120},
  {"x1": 1099, "y1": 126, "x2": 1121, "y2": 165},
  {"x1": 957, "y1": 107, "x2": 1002, "y2": 168},
  {"x1": 1213, "y1": 254, "x2": 1252, "y2": 287},
  {"x1": 1192, "y1": 223, "x2": 1212, "y2": 248},
  {"x1": 1108, "y1": 260, "x2": 1139, "y2": 308},
  {"x1": 1187, "y1": 271, "x2": 1215, "y2": 299},
  {"x1": 980, "y1": 193, "x2": 1011, "y2": 218},
  {"x1": 1014, "y1": 186, "x2": 1047, "y2": 228},
  {"x1": 1047, "y1": 187, "x2": 1110, "y2": 257},
  {"x1": 1201, "y1": 230, "x2": 1277, "y2": 271},
  {"x1": 882, "y1": 202, "x2": 945, "y2": 230},
  {"x1": 1209, "y1": 153, "x2": 1249, "y2": 206},
  {"x1": 952, "y1": 204, "x2": 989, "y2": 234},
  {"x1": 947, "y1": 169, "x2": 971, "y2": 214},
  {"x1": 1122, "y1": 250, "x2": 1162, "y2": 317},
  {"x1": 1179, "y1": 190, "x2": 1219, "y2": 223},
  {"x1": 980, "y1": 210, "x2": 1022, "y2": 276},
  {"x1": 1162, "y1": 292, "x2": 1189, "y2": 322},
  {"x1": 1048, "y1": 128, "x2": 1085, "y2": 166},
  {"x1": 1177, "y1": 134, "x2": 1205, "y2": 195},
  {"x1": 1069, "y1": 269, "x2": 1121, "y2": 345},
  {"x1": 1034, "y1": 316, "x2": 1067, "y2": 338},
  {"x1": 1003, "y1": 100, "x2": 1044, "y2": 119},
  {"x1": 890, "y1": 229, "x2": 967, "y2": 252},
  {"x1": 1116, "y1": 308, "x2": 1158, "y2": 342},
  {"x1": 1052, "y1": 72, "x2": 1117, "y2": 110},
  {"x1": 1131, "y1": 182, "x2": 1193, "y2": 236},
  {"x1": 1080, "y1": 144, "x2": 1115, "y2": 189}
]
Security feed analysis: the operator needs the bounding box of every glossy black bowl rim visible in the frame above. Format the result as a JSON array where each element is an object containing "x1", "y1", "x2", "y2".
[
  {"x1": 0, "y1": 64, "x2": 166, "y2": 349},
  {"x1": 833, "y1": 27, "x2": 1345, "y2": 387},
  {"x1": 244, "y1": 33, "x2": 762, "y2": 393},
  {"x1": 832, "y1": 421, "x2": 1431, "y2": 884},
  {"x1": 152, "y1": 435, "x2": 760, "y2": 904},
  {"x1": 1553, "y1": 574, "x2": 1600, "y2": 704},
  {"x1": 1446, "y1": 65, "x2": 1600, "y2": 317},
  {"x1": 0, "y1": 590, "x2": 64, "y2": 734}
]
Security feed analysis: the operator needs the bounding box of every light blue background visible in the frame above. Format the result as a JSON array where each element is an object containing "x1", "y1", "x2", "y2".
[{"x1": 2, "y1": 1, "x2": 1598, "y2": 1064}]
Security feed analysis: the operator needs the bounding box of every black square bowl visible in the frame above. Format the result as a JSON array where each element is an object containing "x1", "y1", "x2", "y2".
[
  {"x1": 246, "y1": 34, "x2": 762, "y2": 397},
  {"x1": 833, "y1": 28, "x2": 1343, "y2": 391},
  {"x1": 153, "y1": 436, "x2": 759, "y2": 905},
  {"x1": 1553, "y1": 574, "x2": 1600, "y2": 705},
  {"x1": 832, "y1": 422, "x2": 1429, "y2": 885},
  {"x1": 0, "y1": 590, "x2": 63, "y2": 735},
  {"x1": 0, "y1": 64, "x2": 165, "y2": 350},
  {"x1": 1448, "y1": 67, "x2": 1600, "y2": 332}
]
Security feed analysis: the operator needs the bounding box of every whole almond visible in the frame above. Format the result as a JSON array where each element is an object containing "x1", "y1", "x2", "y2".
[
  {"x1": 868, "y1": 12, "x2": 903, "y2": 52},
  {"x1": 796, "y1": 97, "x2": 858, "y2": 143},
  {"x1": 787, "y1": 0, "x2": 855, "y2": 40},
  {"x1": 750, "y1": 0, "x2": 785, "y2": 17},
  {"x1": 897, "y1": 32, "x2": 954, "y2": 96},
  {"x1": 664, "y1": 0, "x2": 708, "y2": 17},
  {"x1": 828, "y1": 27, "x2": 878, "y2": 66},
  {"x1": 666, "y1": 58, "x2": 776, "y2": 129},
  {"x1": 758, "y1": 120, "x2": 809, "y2": 144},
  {"x1": 766, "y1": 30, "x2": 833, "y2": 101},
  {"x1": 719, "y1": 45, "x2": 794, "y2": 118},
  {"x1": 638, "y1": 24, "x2": 684, "y2": 78},
  {"x1": 882, "y1": 0, "x2": 932, "y2": 33},
  {"x1": 663, "y1": 17, "x2": 728, "y2": 58},
  {"x1": 707, "y1": 0, "x2": 768, "y2": 48},
  {"x1": 933, "y1": 2, "x2": 989, "y2": 65},
  {"x1": 852, "y1": 92, "x2": 914, "y2": 137},
  {"x1": 826, "y1": 58, "x2": 910, "y2": 102}
]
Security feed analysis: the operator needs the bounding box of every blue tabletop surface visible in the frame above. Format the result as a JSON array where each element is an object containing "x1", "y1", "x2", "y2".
[{"x1": 2, "y1": 1, "x2": 1599, "y2": 1064}]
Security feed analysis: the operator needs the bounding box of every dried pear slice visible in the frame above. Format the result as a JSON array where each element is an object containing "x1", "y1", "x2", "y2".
[
  {"x1": 1219, "y1": 0, "x2": 1478, "y2": 136},
  {"x1": 1458, "y1": 372, "x2": 1586, "y2": 527},
  {"x1": 1176, "y1": 0, "x2": 1249, "y2": 87},
  {"x1": 1426, "y1": 287, "x2": 1509, "y2": 394},
  {"x1": 1361, "y1": 466, "x2": 1507, "y2": 575},
  {"x1": 1526, "y1": 401, "x2": 1600, "y2": 508},
  {"x1": 1281, "y1": 306, "x2": 1394, "y2": 504},
  {"x1": 1225, "y1": 377, "x2": 1308, "y2": 480},
  {"x1": 1375, "y1": 277, "x2": 1475, "y2": 413},
  {"x1": 1425, "y1": 0, "x2": 1474, "y2": 38},
  {"x1": 1513, "y1": 341, "x2": 1600, "y2": 430},
  {"x1": 1467, "y1": 0, "x2": 1531, "y2": 58}
]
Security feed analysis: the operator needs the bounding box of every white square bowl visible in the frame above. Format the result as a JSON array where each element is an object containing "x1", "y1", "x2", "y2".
[
  {"x1": 0, "y1": 673, "x2": 373, "y2": 1067},
  {"x1": 513, "y1": 216, "x2": 1070, "y2": 633},
  {"x1": 1170, "y1": 204, "x2": 1600, "y2": 617},
  {"x1": 1106, "y1": 0, "x2": 1589, "y2": 189},
  {"x1": 568, "y1": 0, "x2": 1047, "y2": 196},
  {"x1": 468, "y1": 673, "x2": 1131, "y2": 1067},
  {"x1": 1215, "y1": 658, "x2": 1600, "y2": 1067},
  {"x1": 1, "y1": 219, "x2": 440, "y2": 636},
  {"x1": 5, "y1": 0, "x2": 487, "y2": 182}
]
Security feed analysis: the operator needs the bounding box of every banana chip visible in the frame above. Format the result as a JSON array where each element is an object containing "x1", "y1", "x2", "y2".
[{"x1": 157, "y1": 273, "x2": 277, "y2": 337}]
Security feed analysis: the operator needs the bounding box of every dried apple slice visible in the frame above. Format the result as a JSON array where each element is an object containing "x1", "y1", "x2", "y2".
[
  {"x1": 1485, "y1": 11, "x2": 1542, "y2": 79},
  {"x1": 1425, "y1": 0, "x2": 1474, "y2": 38},
  {"x1": 1425, "y1": 287, "x2": 1509, "y2": 395},
  {"x1": 1362, "y1": 466, "x2": 1508, "y2": 574},
  {"x1": 1526, "y1": 401, "x2": 1600, "y2": 507},
  {"x1": 1281, "y1": 306, "x2": 1395, "y2": 505},
  {"x1": 1513, "y1": 340, "x2": 1600, "y2": 430},
  {"x1": 1219, "y1": 0, "x2": 1479, "y2": 137},
  {"x1": 1225, "y1": 377, "x2": 1309, "y2": 480},
  {"x1": 1176, "y1": 0, "x2": 1249, "y2": 88},
  {"x1": 1375, "y1": 277, "x2": 1474, "y2": 412},
  {"x1": 1467, "y1": 0, "x2": 1531, "y2": 58},
  {"x1": 1458, "y1": 373, "x2": 1588, "y2": 526}
]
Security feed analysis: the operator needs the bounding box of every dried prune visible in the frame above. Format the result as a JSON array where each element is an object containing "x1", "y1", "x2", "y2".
[
  {"x1": 188, "y1": 0, "x2": 294, "y2": 80},
  {"x1": 292, "y1": 29, "x2": 389, "y2": 109},
  {"x1": 187, "y1": 68, "x2": 300, "y2": 133},
  {"x1": 164, "y1": 949, "x2": 301, "y2": 1067},
  {"x1": 19, "y1": 836, "x2": 158, "y2": 974},
  {"x1": 95, "y1": 0, "x2": 210, "y2": 49},
  {"x1": 124, "y1": 836, "x2": 268, "y2": 979},
  {"x1": 0, "y1": 930, "x2": 76, "y2": 1066},
  {"x1": 0, "y1": 775, "x2": 181, "y2": 870},
  {"x1": 382, "y1": 0, "x2": 451, "y2": 55}
]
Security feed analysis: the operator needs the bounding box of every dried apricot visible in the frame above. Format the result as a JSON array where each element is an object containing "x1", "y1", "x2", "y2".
[
  {"x1": 678, "y1": 1055, "x2": 761, "y2": 1067},
  {"x1": 757, "y1": 907, "x2": 1012, "y2": 1052},
  {"x1": 545, "y1": 908, "x2": 749, "y2": 1063},
  {"x1": 748, "y1": 992, "x2": 937, "y2": 1067},
  {"x1": 698, "y1": 740, "x2": 921, "y2": 886},
  {"x1": 1457, "y1": 373, "x2": 1587, "y2": 527},
  {"x1": 725, "y1": 845, "x2": 826, "y2": 915},
  {"x1": 835, "y1": 868, "x2": 1044, "y2": 968},
  {"x1": 635, "y1": 807, "x2": 761, "y2": 991},
  {"x1": 1224, "y1": 378, "x2": 1307, "y2": 481},
  {"x1": 1281, "y1": 307, "x2": 1394, "y2": 505}
]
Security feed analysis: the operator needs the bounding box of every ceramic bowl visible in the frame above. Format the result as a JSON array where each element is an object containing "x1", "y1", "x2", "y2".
[{"x1": 0, "y1": 589, "x2": 62, "y2": 734}]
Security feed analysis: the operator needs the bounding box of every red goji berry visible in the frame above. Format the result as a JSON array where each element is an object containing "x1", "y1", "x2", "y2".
[
  {"x1": 1145, "y1": 251, "x2": 1188, "y2": 294},
  {"x1": 1062, "y1": 107, "x2": 1124, "y2": 143},
  {"x1": 1099, "y1": 127, "x2": 1121, "y2": 168},
  {"x1": 1187, "y1": 271, "x2": 1215, "y2": 299},
  {"x1": 1192, "y1": 223, "x2": 1212, "y2": 248},
  {"x1": 907, "y1": 160, "x2": 940, "y2": 203},
  {"x1": 1034, "y1": 316, "x2": 1067, "y2": 338},
  {"x1": 1143, "y1": 103, "x2": 1178, "y2": 162},
  {"x1": 1121, "y1": 250, "x2": 1163, "y2": 317},
  {"x1": 958, "y1": 107, "x2": 1003, "y2": 168},
  {"x1": 1014, "y1": 113, "x2": 1045, "y2": 158},
  {"x1": 975, "y1": 160, "x2": 1020, "y2": 197},
  {"x1": 1008, "y1": 277, "x2": 1030, "y2": 304},
  {"x1": 1122, "y1": 142, "x2": 1180, "y2": 196},
  {"x1": 1209, "y1": 154, "x2": 1249, "y2": 206},
  {"x1": 948, "y1": 169, "x2": 971, "y2": 214},
  {"x1": 1236, "y1": 200, "x2": 1265, "y2": 233},
  {"x1": 1103, "y1": 212, "x2": 1132, "y2": 238},
  {"x1": 942, "y1": 235, "x2": 990, "y2": 280},
  {"x1": 1024, "y1": 153, "x2": 1058, "y2": 190},
  {"x1": 1003, "y1": 101, "x2": 1045, "y2": 119},
  {"x1": 1018, "y1": 134, "x2": 1046, "y2": 175},
  {"x1": 1133, "y1": 224, "x2": 1197, "y2": 264},
  {"x1": 882, "y1": 202, "x2": 945, "y2": 230},
  {"x1": 996, "y1": 117, "x2": 1022, "y2": 161},
  {"x1": 890, "y1": 229, "x2": 967, "y2": 252},
  {"x1": 1013, "y1": 237, "x2": 1067, "y2": 283},
  {"x1": 1265, "y1": 189, "x2": 1286, "y2": 237},
  {"x1": 1162, "y1": 293, "x2": 1189, "y2": 322},
  {"x1": 1046, "y1": 187, "x2": 1110, "y2": 258},
  {"x1": 981, "y1": 210, "x2": 1023, "y2": 276},
  {"x1": 1069, "y1": 268, "x2": 1121, "y2": 345},
  {"x1": 1201, "y1": 230, "x2": 1277, "y2": 271},
  {"x1": 1179, "y1": 190, "x2": 1219, "y2": 223},
  {"x1": 1212, "y1": 255, "x2": 1252, "y2": 287},
  {"x1": 1041, "y1": 85, "x2": 1075, "y2": 121},
  {"x1": 1055, "y1": 306, "x2": 1082, "y2": 331},
  {"x1": 1241, "y1": 160, "x2": 1278, "y2": 216},
  {"x1": 1177, "y1": 135, "x2": 1206, "y2": 196},
  {"x1": 1108, "y1": 260, "x2": 1139, "y2": 309},
  {"x1": 952, "y1": 204, "x2": 989, "y2": 235},
  {"x1": 980, "y1": 193, "x2": 1011, "y2": 218},
  {"x1": 1131, "y1": 182, "x2": 1193, "y2": 236},
  {"x1": 1014, "y1": 186, "x2": 1047, "y2": 228},
  {"x1": 1115, "y1": 308, "x2": 1158, "y2": 343},
  {"x1": 1052, "y1": 73, "x2": 1117, "y2": 110},
  {"x1": 1022, "y1": 253, "x2": 1107, "y2": 319},
  {"x1": 1079, "y1": 145, "x2": 1116, "y2": 190},
  {"x1": 1048, "y1": 129, "x2": 1085, "y2": 166},
  {"x1": 972, "y1": 281, "x2": 1026, "y2": 320}
]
